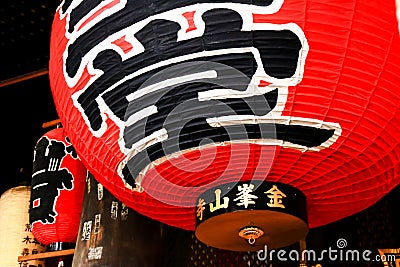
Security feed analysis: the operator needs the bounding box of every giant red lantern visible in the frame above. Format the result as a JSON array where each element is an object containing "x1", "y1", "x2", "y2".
[
  {"x1": 30, "y1": 128, "x2": 86, "y2": 247},
  {"x1": 49, "y1": 0, "x2": 400, "y2": 251}
]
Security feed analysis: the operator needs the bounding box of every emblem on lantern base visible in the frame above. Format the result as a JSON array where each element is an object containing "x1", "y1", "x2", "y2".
[{"x1": 195, "y1": 181, "x2": 308, "y2": 251}]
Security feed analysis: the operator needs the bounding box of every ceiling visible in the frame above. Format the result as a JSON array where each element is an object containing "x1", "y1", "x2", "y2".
[{"x1": 0, "y1": 0, "x2": 60, "y2": 195}]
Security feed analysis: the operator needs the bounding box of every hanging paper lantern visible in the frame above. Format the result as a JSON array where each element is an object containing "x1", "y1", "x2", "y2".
[
  {"x1": 30, "y1": 128, "x2": 86, "y2": 247},
  {"x1": 0, "y1": 186, "x2": 46, "y2": 267},
  {"x1": 49, "y1": 0, "x2": 400, "y2": 250}
]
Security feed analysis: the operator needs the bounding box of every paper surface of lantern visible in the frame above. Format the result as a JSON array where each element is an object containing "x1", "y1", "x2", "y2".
[
  {"x1": 30, "y1": 128, "x2": 86, "y2": 246},
  {"x1": 0, "y1": 186, "x2": 46, "y2": 267},
  {"x1": 48, "y1": 0, "x2": 400, "y2": 246}
]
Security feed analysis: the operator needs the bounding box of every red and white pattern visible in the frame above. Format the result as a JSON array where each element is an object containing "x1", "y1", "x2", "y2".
[{"x1": 49, "y1": 0, "x2": 400, "y2": 231}]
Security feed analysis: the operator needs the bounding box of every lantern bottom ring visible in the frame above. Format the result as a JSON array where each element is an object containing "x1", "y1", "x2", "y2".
[
  {"x1": 49, "y1": 242, "x2": 76, "y2": 252},
  {"x1": 194, "y1": 181, "x2": 309, "y2": 251}
]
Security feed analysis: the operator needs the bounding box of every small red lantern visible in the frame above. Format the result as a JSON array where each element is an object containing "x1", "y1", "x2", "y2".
[
  {"x1": 49, "y1": 0, "x2": 400, "y2": 251},
  {"x1": 29, "y1": 127, "x2": 86, "y2": 248}
]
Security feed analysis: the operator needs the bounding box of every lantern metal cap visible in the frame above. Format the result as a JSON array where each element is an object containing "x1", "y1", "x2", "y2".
[
  {"x1": 195, "y1": 181, "x2": 308, "y2": 251},
  {"x1": 48, "y1": 242, "x2": 76, "y2": 252}
]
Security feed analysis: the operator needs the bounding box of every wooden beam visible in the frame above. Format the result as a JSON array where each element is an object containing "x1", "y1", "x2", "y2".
[
  {"x1": 0, "y1": 68, "x2": 48, "y2": 88},
  {"x1": 42, "y1": 119, "x2": 61, "y2": 129},
  {"x1": 18, "y1": 249, "x2": 74, "y2": 262}
]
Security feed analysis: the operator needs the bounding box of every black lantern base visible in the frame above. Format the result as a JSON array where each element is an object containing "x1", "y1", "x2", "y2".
[
  {"x1": 48, "y1": 242, "x2": 76, "y2": 251},
  {"x1": 195, "y1": 181, "x2": 308, "y2": 251}
]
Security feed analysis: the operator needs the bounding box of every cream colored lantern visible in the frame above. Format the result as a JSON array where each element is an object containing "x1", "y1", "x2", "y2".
[
  {"x1": 0, "y1": 186, "x2": 46, "y2": 267},
  {"x1": 397, "y1": 0, "x2": 400, "y2": 32}
]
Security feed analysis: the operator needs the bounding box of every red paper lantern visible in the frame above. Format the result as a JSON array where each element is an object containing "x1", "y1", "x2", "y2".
[
  {"x1": 30, "y1": 128, "x2": 86, "y2": 247},
  {"x1": 48, "y1": 0, "x2": 400, "y2": 248}
]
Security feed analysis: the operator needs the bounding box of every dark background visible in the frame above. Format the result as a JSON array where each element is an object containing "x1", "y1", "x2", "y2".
[
  {"x1": 0, "y1": 1, "x2": 399, "y2": 266},
  {"x1": 0, "y1": 0, "x2": 59, "y2": 194}
]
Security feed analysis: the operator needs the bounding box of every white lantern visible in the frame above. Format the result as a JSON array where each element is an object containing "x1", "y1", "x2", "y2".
[
  {"x1": 0, "y1": 186, "x2": 47, "y2": 267},
  {"x1": 397, "y1": 0, "x2": 400, "y2": 32}
]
